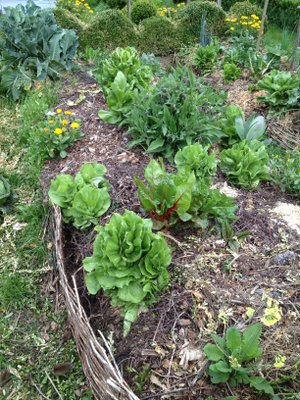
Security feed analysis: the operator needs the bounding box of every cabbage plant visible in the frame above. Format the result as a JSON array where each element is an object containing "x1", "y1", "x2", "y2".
[
  {"x1": 83, "y1": 210, "x2": 171, "y2": 336},
  {"x1": 0, "y1": 0, "x2": 78, "y2": 100}
]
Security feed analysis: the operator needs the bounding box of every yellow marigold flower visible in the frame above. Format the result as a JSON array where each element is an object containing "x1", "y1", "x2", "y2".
[
  {"x1": 70, "y1": 122, "x2": 80, "y2": 129},
  {"x1": 43, "y1": 127, "x2": 49, "y2": 132},
  {"x1": 64, "y1": 110, "x2": 72, "y2": 115},
  {"x1": 89, "y1": 9, "x2": 93, "y2": 12},
  {"x1": 56, "y1": 108, "x2": 62, "y2": 114},
  {"x1": 232, "y1": 18, "x2": 237, "y2": 22},
  {"x1": 251, "y1": 14, "x2": 257, "y2": 18},
  {"x1": 48, "y1": 120, "x2": 54, "y2": 124},
  {"x1": 241, "y1": 15, "x2": 247, "y2": 19},
  {"x1": 54, "y1": 128, "x2": 63, "y2": 135},
  {"x1": 274, "y1": 355, "x2": 286, "y2": 369},
  {"x1": 230, "y1": 27, "x2": 235, "y2": 31},
  {"x1": 225, "y1": 18, "x2": 231, "y2": 22},
  {"x1": 61, "y1": 119, "x2": 68, "y2": 126}
]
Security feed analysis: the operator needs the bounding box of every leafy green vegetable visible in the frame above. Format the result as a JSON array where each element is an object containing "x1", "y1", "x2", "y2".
[
  {"x1": 220, "y1": 140, "x2": 270, "y2": 190},
  {"x1": 0, "y1": 0, "x2": 78, "y2": 100},
  {"x1": 223, "y1": 63, "x2": 241, "y2": 83},
  {"x1": 83, "y1": 210, "x2": 171, "y2": 336},
  {"x1": 257, "y1": 70, "x2": 300, "y2": 109},
  {"x1": 0, "y1": 175, "x2": 11, "y2": 206},
  {"x1": 125, "y1": 67, "x2": 226, "y2": 160},
  {"x1": 204, "y1": 323, "x2": 274, "y2": 395},
  {"x1": 235, "y1": 114, "x2": 266, "y2": 142},
  {"x1": 221, "y1": 104, "x2": 244, "y2": 146},
  {"x1": 48, "y1": 163, "x2": 110, "y2": 229},
  {"x1": 194, "y1": 44, "x2": 218, "y2": 72},
  {"x1": 174, "y1": 144, "x2": 217, "y2": 185}
]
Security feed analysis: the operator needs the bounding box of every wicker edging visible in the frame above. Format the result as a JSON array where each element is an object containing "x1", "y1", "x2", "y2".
[{"x1": 52, "y1": 205, "x2": 140, "y2": 400}]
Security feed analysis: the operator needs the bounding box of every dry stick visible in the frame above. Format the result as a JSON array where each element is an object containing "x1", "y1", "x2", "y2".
[
  {"x1": 127, "y1": 0, "x2": 132, "y2": 20},
  {"x1": 290, "y1": 8, "x2": 300, "y2": 69},
  {"x1": 45, "y1": 370, "x2": 63, "y2": 400},
  {"x1": 31, "y1": 379, "x2": 51, "y2": 400},
  {"x1": 256, "y1": 0, "x2": 270, "y2": 52}
]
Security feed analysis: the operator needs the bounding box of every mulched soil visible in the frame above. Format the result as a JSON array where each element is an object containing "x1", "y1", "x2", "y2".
[{"x1": 41, "y1": 71, "x2": 300, "y2": 400}]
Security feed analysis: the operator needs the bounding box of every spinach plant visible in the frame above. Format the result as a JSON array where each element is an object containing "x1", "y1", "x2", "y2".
[
  {"x1": 257, "y1": 70, "x2": 300, "y2": 109},
  {"x1": 48, "y1": 162, "x2": 111, "y2": 229},
  {"x1": 220, "y1": 140, "x2": 270, "y2": 190},
  {"x1": 0, "y1": 0, "x2": 78, "y2": 100},
  {"x1": 83, "y1": 210, "x2": 171, "y2": 336},
  {"x1": 125, "y1": 67, "x2": 226, "y2": 160},
  {"x1": 204, "y1": 323, "x2": 274, "y2": 395}
]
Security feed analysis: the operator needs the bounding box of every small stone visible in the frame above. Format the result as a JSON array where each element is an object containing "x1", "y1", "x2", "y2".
[
  {"x1": 179, "y1": 318, "x2": 191, "y2": 326},
  {"x1": 272, "y1": 251, "x2": 296, "y2": 265}
]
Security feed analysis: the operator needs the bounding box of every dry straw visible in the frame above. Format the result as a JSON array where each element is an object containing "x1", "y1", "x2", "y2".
[{"x1": 52, "y1": 205, "x2": 140, "y2": 400}]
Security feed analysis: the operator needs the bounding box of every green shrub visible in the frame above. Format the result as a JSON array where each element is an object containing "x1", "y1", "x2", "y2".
[
  {"x1": 83, "y1": 210, "x2": 171, "y2": 336},
  {"x1": 229, "y1": 1, "x2": 262, "y2": 18},
  {"x1": 80, "y1": 9, "x2": 137, "y2": 51},
  {"x1": 104, "y1": 0, "x2": 126, "y2": 8},
  {"x1": 53, "y1": 7, "x2": 87, "y2": 34},
  {"x1": 223, "y1": 63, "x2": 241, "y2": 82},
  {"x1": 194, "y1": 44, "x2": 218, "y2": 72},
  {"x1": 131, "y1": 1, "x2": 156, "y2": 24},
  {"x1": 178, "y1": 0, "x2": 227, "y2": 41},
  {"x1": 0, "y1": 1, "x2": 78, "y2": 100},
  {"x1": 255, "y1": 0, "x2": 300, "y2": 30},
  {"x1": 220, "y1": 140, "x2": 269, "y2": 189},
  {"x1": 138, "y1": 16, "x2": 182, "y2": 55}
]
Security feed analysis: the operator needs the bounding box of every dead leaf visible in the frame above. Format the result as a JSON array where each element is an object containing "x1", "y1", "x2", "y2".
[
  {"x1": 179, "y1": 344, "x2": 203, "y2": 370},
  {"x1": 0, "y1": 370, "x2": 13, "y2": 387},
  {"x1": 179, "y1": 318, "x2": 191, "y2": 326},
  {"x1": 53, "y1": 363, "x2": 73, "y2": 376},
  {"x1": 150, "y1": 374, "x2": 167, "y2": 390}
]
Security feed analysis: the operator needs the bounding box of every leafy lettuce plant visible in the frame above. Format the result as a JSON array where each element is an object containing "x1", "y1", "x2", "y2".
[
  {"x1": 0, "y1": 176, "x2": 11, "y2": 206},
  {"x1": 48, "y1": 162, "x2": 110, "y2": 229},
  {"x1": 223, "y1": 63, "x2": 241, "y2": 83},
  {"x1": 220, "y1": 140, "x2": 270, "y2": 190},
  {"x1": 204, "y1": 323, "x2": 274, "y2": 395},
  {"x1": 125, "y1": 67, "x2": 226, "y2": 160},
  {"x1": 174, "y1": 144, "x2": 217, "y2": 185},
  {"x1": 83, "y1": 210, "x2": 171, "y2": 336},
  {"x1": 257, "y1": 70, "x2": 300, "y2": 109},
  {"x1": 0, "y1": 0, "x2": 78, "y2": 100}
]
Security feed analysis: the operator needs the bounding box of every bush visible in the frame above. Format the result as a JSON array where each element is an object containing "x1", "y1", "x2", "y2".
[
  {"x1": 138, "y1": 16, "x2": 182, "y2": 56},
  {"x1": 229, "y1": 1, "x2": 262, "y2": 18},
  {"x1": 80, "y1": 9, "x2": 137, "y2": 51},
  {"x1": 255, "y1": 0, "x2": 299, "y2": 30},
  {"x1": 53, "y1": 7, "x2": 86, "y2": 34},
  {"x1": 131, "y1": 1, "x2": 156, "y2": 24},
  {"x1": 104, "y1": 0, "x2": 126, "y2": 8},
  {"x1": 223, "y1": 63, "x2": 241, "y2": 82},
  {"x1": 178, "y1": 0, "x2": 227, "y2": 41},
  {"x1": 0, "y1": 1, "x2": 78, "y2": 100}
]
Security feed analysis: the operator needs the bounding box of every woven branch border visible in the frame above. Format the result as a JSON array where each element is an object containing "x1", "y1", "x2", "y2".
[{"x1": 52, "y1": 205, "x2": 140, "y2": 400}]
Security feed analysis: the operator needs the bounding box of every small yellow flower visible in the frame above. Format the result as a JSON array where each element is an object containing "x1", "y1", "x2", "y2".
[
  {"x1": 70, "y1": 122, "x2": 80, "y2": 129},
  {"x1": 230, "y1": 27, "x2": 235, "y2": 31},
  {"x1": 274, "y1": 355, "x2": 286, "y2": 369},
  {"x1": 232, "y1": 18, "x2": 237, "y2": 22},
  {"x1": 54, "y1": 128, "x2": 63, "y2": 135},
  {"x1": 260, "y1": 297, "x2": 282, "y2": 327},
  {"x1": 48, "y1": 120, "x2": 54, "y2": 124},
  {"x1": 56, "y1": 108, "x2": 62, "y2": 114},
  {"x1": 245, "y1": 307, "x2": 255, "y2": 319},
  {"x1": 61, "y1": 119, "x2": 69, "y2": 126},
  {"x1": 64, "y1": 110, "x2": 72, "y2": 115}
]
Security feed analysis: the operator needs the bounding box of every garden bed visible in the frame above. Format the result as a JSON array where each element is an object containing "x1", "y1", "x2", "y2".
[{"x1": 42, "y1": 72, "x2": 300, "y2": 399}]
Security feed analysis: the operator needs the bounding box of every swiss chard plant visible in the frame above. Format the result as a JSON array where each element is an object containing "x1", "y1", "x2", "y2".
[
  {"x1": 174, "y1": 144, "x2": 217, "y2": 186},
  {"x1": 0, "y1": 175, "x2": 11, "y2": 206},
  {"x1": 125, "y1": 67, "x2": 226, "y2": 160},
  {"x1": 220, "y1": 140, "x2": 270, "y2": 190},
  {"x1": 0, "y1": 0, "x2": 78, "y2": 100},
  {"x1": 257, "y1": 70, "x2": 300, "y2": 109},
  {"x1": 48, "y1": 162, "x2": 111, "y2": 229},
  {"x1": 83, "y1": 210, "x2": 171, "y2": 336},
  {"x1": 204, "y1": 323, "x2": 274, "y2": 395}
]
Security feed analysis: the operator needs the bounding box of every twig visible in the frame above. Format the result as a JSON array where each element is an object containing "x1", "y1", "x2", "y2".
[
  {"x1": 45, "y1": 370, "x2": 63, "y2": 400},
  {"x1": 31, "y1": 378, "x2": 51, "y2": 400}
]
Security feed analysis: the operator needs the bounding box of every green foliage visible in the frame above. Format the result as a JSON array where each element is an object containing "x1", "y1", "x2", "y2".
[
  {"x1": 53, "y1": 7, "x2": 86, "y2": 34},
  {"x1": 174, "y1": 144, "x2": 217, "y2": 185},
  {"x1": 194, "y1": 44, "x2": 218, "y2": 73},
  {"x1": 0, "y1": 175, "x2": 11, "y2": 206},
  {"x1": 269, "y1": 146, "x2": 300, "y2": 200},
  {"x1": 48, "y1": 163, "x2": 111, "y2": 229},
  {"x1": 131, "y1": 1, "x2": 156, "y2": 24},
  {"x1": 234, "y1": 114, "x2": 266, "y2": 141},
  {"x1": 0, "y1": 274, "x2": 31, "y2": 309},
  {"x1": 80, "y1": 9, "x2": 137, "y2": 51},
  {"x1": 256, "y1": 0, "x2": 300, "y2": 30},
  {"x1": 138, "y1": 16, "x2": 182, "y2": 56},
  {"x1": 224, "y1": 33, "x2": 257, "y2": 67},
  {"x1": 220, "y1": 140, "x2": 270, "y2": 190},
  {"x1": 223, "y1": 63, "x2": 241, "y2": 83},
  {"x1": 99, "y1": 47, "x2": 153, "y2": 95},
  {"x1": 126, "y1": 67, "x2": 226, "y2": 160},
  {"x1": 83, "y1": 210, "x2": 171, "y2": 336},
  {"x1": 247, "y1": 51, "x2": 280, "y2": 81},
  {"x1": 104, "y1": 0, "x2": 126, "y2": 8},
  {"x1": 220, "y1": 104, "x2": 244, "y2": 146},
  {"x1": 98, "y1": 47, "x2": 153, "y2": 124},
  {"x1": 135, "y1": 158, "x2": 237, "y2": 233},
  {"x1": 229, "y1": 1, "x2": 262, "y2": 18},
  {"x1": 179, "y1": 1, "x2": 227, "y2": 40},
  {"x1": 139, "y1": 53, "x2": 164, "y2": 77},
  {"x1": 0, "y1": 0, "x2": 78, "y2": 100},
  {"x1": 204, "y1": 324, "x2": 274, "y2": 395},
  {"x1": 257, "y1": 70, "x2": 300, "y2": 109}
]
